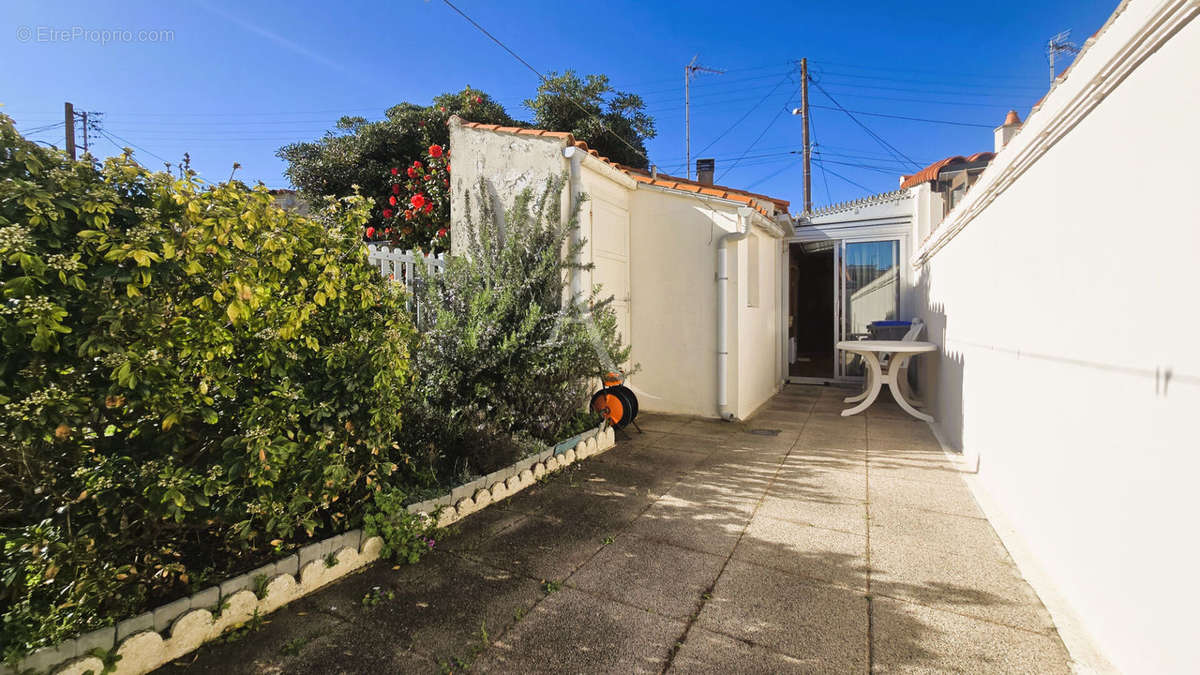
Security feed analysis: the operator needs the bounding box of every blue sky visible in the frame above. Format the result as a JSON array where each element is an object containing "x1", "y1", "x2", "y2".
[{"x1": 2, "y1": 0, "x2": 1116, "y2": 211}]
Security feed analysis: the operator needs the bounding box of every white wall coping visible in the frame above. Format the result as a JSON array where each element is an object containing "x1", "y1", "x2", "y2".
[{"x1": 911, "y1": 0, "x2": 1196, "y2": 267}]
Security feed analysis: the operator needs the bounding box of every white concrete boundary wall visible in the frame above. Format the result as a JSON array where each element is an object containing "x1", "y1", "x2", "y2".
[{"x1": 913, "y1": 2, "x2": 1199, "y2": 672}]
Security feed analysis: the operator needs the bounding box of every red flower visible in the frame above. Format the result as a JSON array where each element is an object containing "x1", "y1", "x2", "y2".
[
  {"x1": 388, "y1": 195, "x2": 397, "y2": 206},
  {"x1": 406, "y1": 167, "x2": 417, "y2": 178},
  {"x1": 411, "y1": 193, "x2": 426, "y2": 209},
  {"x1": 474, "y1": 96, "x2": 482, "y2": 104},
  {"x1": 423, "y1": 202, "x2": 433, "y2": 214},
  {"x1": 445, "y1": 164, "x2": 450, "y2": 173},
  {"x1": 365, "y1": 226, "x2": 376, "y2": 238},
  {"x1": 437, "y1": 227, "x2": 448, "y2": 237},
  {"x1": 390, "y1": 167, "x2": 398, "y2": 175},
  {"x1": 429, "y1": 144, "x2": 443, "y2": 158},
  {"x1": 413, "y1": 161, "x2": 422, "y2": 169},
  {"x1": 392, "y1": 184, "x2": 400, "y2": 194},
  {"x1": 382, "y1": 208, "x2": 393, "y2": 218}
]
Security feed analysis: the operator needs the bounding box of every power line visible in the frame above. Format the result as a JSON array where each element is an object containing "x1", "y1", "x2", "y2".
[
  {"x1": 811, "y1": 159, "x2": 874, "y2": 193},
  {"x1": 808, "y1": 110, "x2": 833, "y2": 206},
  {"x1": 809, "y1": 79, "x2": 920, "y2": 171},
  {"x1": 441, "y1": 0, "x2": 650, "y2": 167},
  {"x1": 695, "y1": 69, "x2": 795, "y2": 159},
  {"x1": 809, "y1": 105, "x2": 992, "y2": 128},
  {"x1": 97, "y1": 129, "x2": 173, "y2": 166}
]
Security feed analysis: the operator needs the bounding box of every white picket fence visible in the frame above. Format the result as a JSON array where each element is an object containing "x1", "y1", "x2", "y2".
[{"x1": 365, "y1": 243, "x2": 446, "y2": 287}]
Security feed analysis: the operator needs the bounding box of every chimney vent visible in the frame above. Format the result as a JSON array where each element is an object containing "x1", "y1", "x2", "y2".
[
  {"x1": 696, "y1": 158, "x2": 715, "y2": 186},
  {"x1": 994, "y1": 110, "x2": 1023, "y2": 152}
]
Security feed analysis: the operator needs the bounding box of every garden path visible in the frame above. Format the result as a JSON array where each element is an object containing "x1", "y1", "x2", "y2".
[{"x1": 159, "y1": 385, "x2": 1072, "y2": 673}]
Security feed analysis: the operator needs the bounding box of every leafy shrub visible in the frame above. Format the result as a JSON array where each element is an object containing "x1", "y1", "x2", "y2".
[
  {"x1": 0, "y1": 115, "x2": 418, "y2": 659},
  {"x1": 402, "y1": 176, "x2": 630, "y2": 480},
  {"x1": 361, "y1": 488, "x2": 437, "y2": 564}
]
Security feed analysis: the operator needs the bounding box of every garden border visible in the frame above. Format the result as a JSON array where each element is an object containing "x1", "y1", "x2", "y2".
[{"x1": 9, "y1": 425, "x2": 615, "y2": 675}]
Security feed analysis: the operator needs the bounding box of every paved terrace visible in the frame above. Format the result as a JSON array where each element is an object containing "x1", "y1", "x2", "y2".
[{"x1": 161, "y1": 385, "x2": 1071, "y2": 673}]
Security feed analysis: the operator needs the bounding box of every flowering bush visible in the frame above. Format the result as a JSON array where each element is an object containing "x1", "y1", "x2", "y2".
[{"x1": 372, "y1": 144, "x2": 451, "y2": 253}]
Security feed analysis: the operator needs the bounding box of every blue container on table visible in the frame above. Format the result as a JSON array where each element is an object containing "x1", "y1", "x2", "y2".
[{"x1": 868, "y1": 320, "x2": 911, "y2": 341}]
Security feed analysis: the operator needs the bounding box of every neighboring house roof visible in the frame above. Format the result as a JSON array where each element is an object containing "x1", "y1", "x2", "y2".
[
  {"x1": 453, "y1": 117, "x2": 790, "y2": 218},
  {"x1": 899, "y1": 152, "x2": 995, "y2": 189}
]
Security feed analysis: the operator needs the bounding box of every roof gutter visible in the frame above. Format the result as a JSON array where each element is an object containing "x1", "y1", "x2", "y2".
[{"x1": 716, "y1": 207, "x2": 754, "y2": 421}]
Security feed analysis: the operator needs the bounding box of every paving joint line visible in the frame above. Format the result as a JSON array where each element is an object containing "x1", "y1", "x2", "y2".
[{"x1": 658, "y1": 404, "x2": 813, "y2": 674}]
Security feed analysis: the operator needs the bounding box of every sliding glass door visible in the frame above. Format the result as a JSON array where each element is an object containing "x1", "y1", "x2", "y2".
[{"x1": 837, "y1": 239, "x2": 900, "y2": 378}]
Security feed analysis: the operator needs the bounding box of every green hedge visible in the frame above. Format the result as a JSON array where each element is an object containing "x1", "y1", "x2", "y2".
[{"x1": 0, "y1": 116, "x2": 418, "y2": 659}]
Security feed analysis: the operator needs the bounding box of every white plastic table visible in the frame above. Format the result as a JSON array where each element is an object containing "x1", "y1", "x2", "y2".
[{"x1": 835, "y1": 340, "x2": 937, "y2": 421}]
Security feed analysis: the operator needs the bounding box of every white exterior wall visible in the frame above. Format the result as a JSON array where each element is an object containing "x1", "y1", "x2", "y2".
[
  {"x1": 448, "y1": 122, "x2": 566, "y2": 257},
  {"x1": 735, "y1": 232, "x2": 783, "y2": 418},
  {"x1": 628, "y1": 189, "x2": 734, "y2": 417},
  {"x1": 912, "y1": 3, "x2": 1199, "y2": 672}
]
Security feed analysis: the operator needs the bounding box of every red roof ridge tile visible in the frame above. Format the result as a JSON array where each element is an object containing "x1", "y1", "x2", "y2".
[{"x1": 454, "y1": 117, "x2": 789, "y2": 217}]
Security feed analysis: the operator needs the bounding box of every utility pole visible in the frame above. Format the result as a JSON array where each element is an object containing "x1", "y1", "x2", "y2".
[
  {"x1": 64, "y1": 101, "x2": 76, "y2": 160},
  {"x1": 685, "y1": 56, "x2": 725, "y2": 180},
  {"x1": 800, "y1": 58, "x2": 812, "y2": 215},
  {"x1": 1047, "y1": 30, "x2": 1080, "y2": 85},
  {"x1": 790, "y1": 59, "x2": 813, "y2": 214}
]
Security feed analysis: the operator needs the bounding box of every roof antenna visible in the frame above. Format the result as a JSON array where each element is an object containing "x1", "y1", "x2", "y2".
[
  {"x1": 1046, "y1": 30, "x2": 1080, "y2": 85},
  {"x1": 685, "y1": 56, "x2": 725, "y2": 180}
]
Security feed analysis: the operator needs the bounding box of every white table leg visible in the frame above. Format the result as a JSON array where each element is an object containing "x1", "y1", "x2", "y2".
[
  {"x1": 841, "y1": 352, "x2": 882, "y2": 416},
  {"x1": 886, "y1": 354, "x2": 933, "y2": 422},
  {"x1": 844, "y1": 354, "x2": 875, "y2": 403}
]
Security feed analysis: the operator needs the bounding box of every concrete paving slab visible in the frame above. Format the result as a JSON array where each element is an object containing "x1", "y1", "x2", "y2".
[
  {"x1": 464, "y1": 513, "x2": 610, "y2": 582},
  {"x1": 872, "y1": 597, "x2": 1072, "y2": 674},
  {"x1": 758, "y1": 491, "x2": 867, "y2": 534},
  {"x1": 870, "y1": 539, "x2": 1057, "y2": 633},
  {"x1": 349, "y1": 553, "x2": 544, "y2": 665},
  {"x1": 474, "y1": 587, "x2": 684, "y2": 674},
  {"x1": 868, "y1": 502, "x2": 1005, "y2": 557},
  {"x1": 668, "y1": 626, "x2": 810, "y2": 673},
  {"x1": 568, "y1": 534, "x2": 726, "y2": 620},
  {"x1": 774, "y1": 462, "x2": 867, "y2": 502},
  {"x1": 696, "y1": 559, "x2": 868, "y2": 670},
  {"x1": 735, "y1": 514, "x2": 869, "y2": 590},
  {"x1": 867, "y1": 473, "x2": 985, "y2": 517},
  {"x1": 623, "y1": 495, "x2": 751, "y2": 557}
]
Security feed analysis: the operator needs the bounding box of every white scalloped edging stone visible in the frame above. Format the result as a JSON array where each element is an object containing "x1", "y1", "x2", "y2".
[{"x1": 15, "y1": 427, "x2": 614, "y2": 675}]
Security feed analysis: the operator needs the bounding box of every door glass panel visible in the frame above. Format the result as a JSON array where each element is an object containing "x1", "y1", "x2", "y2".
[{"x1": 842, "y1": 240, "x2": 899, "y2": 377}]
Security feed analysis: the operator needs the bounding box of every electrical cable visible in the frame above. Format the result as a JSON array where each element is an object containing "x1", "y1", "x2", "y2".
[
  {"x1": 693, "y1": 69, "x2": 795, "y2": 158},
  {"x1": 810, "y1": 79, "x2": 920, "y2": 170},
  {"x1": 441, "y1": 0, "x2": 651, "y2": 167},
  {"x1": 811, "y1": 159, "x2": 874, "y2": 193}
]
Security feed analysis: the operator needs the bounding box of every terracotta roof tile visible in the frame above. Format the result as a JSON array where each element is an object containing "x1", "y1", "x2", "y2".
[
  {"x1": 898, "y1": 152, "x2": 995, "y2": 189},
  {"x1": 453, "y1": 117, "x2": 789, "y2": 218}
]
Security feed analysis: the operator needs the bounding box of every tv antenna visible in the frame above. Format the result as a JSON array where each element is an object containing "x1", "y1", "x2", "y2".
[
  {"x1": 685, "y1": 56, "x2": 725, "y2": 180},
  {"x1": 1046, "y1": 30, "x2": 1080, "y2": 85}
]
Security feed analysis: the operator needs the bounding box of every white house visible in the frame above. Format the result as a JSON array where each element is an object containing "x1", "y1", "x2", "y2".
[{"x1": 447, "y1": 116, "x2": 793, "y2": 420}]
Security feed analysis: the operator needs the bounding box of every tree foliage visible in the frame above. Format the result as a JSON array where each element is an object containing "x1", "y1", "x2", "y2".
[
  {"x1": 402, "y1": 176, "x2": 630, "y2": 480},
  {"x1": 525, "y1": 71, "x2": 656, "y2": 169},
  {"x1": 278, "y1": 88, "x2": 514, "y2": 233},
  {"x1": 0, "y1": 116, "x2": 418, "y2": 658}
]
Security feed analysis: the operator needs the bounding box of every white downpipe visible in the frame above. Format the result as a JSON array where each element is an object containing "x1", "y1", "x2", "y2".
[
  {"x1": 563, "y1": 146, "x2": 584, "y2": 302},
  {"x1": 717, "y1": 207, "x2": 754, "y2": 420}
]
